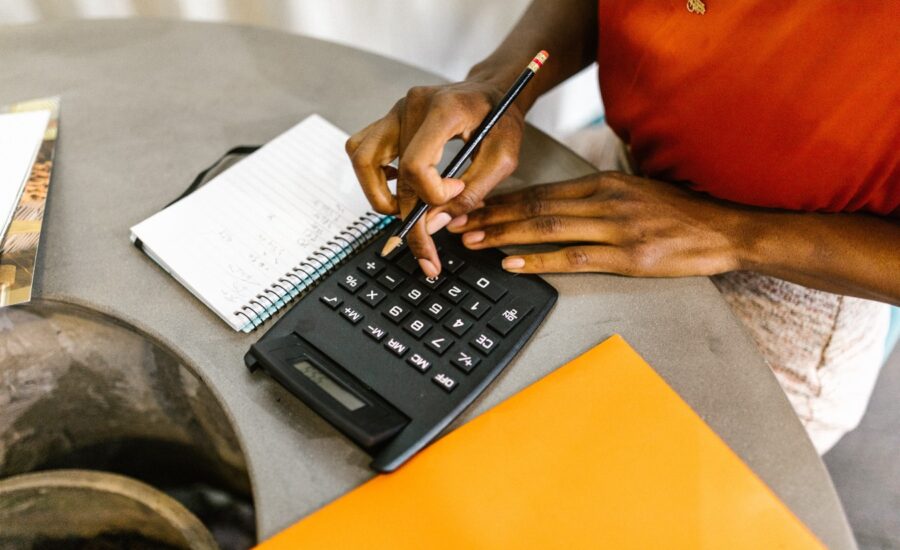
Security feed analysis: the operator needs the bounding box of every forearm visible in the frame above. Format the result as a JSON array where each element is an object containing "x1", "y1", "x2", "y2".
[
  {"x1": 466, "y1": 0, "x2": 598, "y2": 112},
  {"x1": 737, "y1": 210, "x2": 900, "y2": 305}
]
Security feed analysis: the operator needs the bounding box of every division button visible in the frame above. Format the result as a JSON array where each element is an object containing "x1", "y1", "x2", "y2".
[
  {"x1": 460, "y1": 294, "x2": 491, "y2": 319},
  {"x1": 487, "y1": 301, "x2": 533, "y2": 336},
  {"x1": 459, "y1": 268, "x2": 507, "y2": 302},
  {"x1": 319, "y1": 294, "x2": 343, "y2": 310},
  {"x1": 359, "y1": 287, "x2": 387, "y2": 307},
  {"x1": 363, "y1": 323, "x2": 388, "y2": 342},
  {"x1": 425, "y1": 330, "x2": 454, "y2": 356},
  {"x1": 406, "y1": 353, "x2": 432, "y2": 373},
  {"x1": 383, "y1": 336, "x2": 409, "y2": 357},
  {"x1": 358, "y1": 258, "x2": 385, "y2": 277},
  {"x1": 340, "y1": 305, "x2": 365, "y2": 325},
  {"x1": 382, "y1": 302, "x2": 410, "y2": 324},
  {"x1": 338, "y1": 273, "x2": 367, "y2": 294},
  {"x1": 451, "y1": 350, "x2": 481, "y2": 374},
  {"x1": 432, "y1": 372, "x2": 458, "y2": 393},
  {"x1": 470, "y1": 332, "x2": 498, "y2": 355}
]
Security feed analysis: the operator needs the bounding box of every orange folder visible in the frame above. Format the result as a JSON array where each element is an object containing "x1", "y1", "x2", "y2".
[{"x1": 259, "y1": 335, "x2": 823, "y2": 549}]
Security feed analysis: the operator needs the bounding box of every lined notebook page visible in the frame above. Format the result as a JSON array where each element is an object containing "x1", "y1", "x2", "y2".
[{"x1": 131, "y1": 115, "x2": 379, "y2": 331}]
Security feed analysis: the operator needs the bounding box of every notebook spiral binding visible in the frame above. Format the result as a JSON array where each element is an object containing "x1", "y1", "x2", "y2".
[{"x1": 233, "y1": 212, "x2": 393, "y2": 332}]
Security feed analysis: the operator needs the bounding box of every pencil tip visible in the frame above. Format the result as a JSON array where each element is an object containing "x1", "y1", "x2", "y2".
[{"x1": 381, "y1": 236, "x2": 403, "y2": 257}]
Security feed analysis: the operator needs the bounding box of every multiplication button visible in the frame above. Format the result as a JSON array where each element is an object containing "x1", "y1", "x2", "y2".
[{"x1": 359, "y1": 287, "x2": 386, "y2": 307}]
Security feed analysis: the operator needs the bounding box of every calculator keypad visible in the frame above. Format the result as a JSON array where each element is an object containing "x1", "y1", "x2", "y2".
[{"x1": 321, "y1": 247, "x2": 533, "y2": 392}]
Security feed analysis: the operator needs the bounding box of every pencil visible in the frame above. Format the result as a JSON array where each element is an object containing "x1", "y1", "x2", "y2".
[{"x1": 381, "y1": 50, "x2": 549, "y2": 257}]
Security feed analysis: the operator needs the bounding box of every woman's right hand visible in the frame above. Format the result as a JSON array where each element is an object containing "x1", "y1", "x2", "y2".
[{"x1": 345, "y1": 79, "x2": 525, "y2": 277}]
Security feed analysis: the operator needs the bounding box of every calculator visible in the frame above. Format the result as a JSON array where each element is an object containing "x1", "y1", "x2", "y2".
[{"x1": 245, "y1": 221, "x2": 557, "y2": 471}]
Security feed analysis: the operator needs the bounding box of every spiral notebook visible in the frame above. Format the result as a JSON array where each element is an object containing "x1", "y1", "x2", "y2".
[{"x1": 130, "y1": 115, "x2": 392, "y2": 332}]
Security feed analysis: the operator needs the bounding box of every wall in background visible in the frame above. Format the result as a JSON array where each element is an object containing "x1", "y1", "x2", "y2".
[{"x1": 0, "y1": 0, "x2": 603, "y2": 138}]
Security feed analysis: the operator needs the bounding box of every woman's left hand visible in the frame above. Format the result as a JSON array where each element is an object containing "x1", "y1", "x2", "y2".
[{"x1": 446, "y1": 172, "x2": 748, "y2": 276}]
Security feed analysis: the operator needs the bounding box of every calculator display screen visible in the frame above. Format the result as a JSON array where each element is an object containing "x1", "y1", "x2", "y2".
[{"x1": 292, "y1": 360, "x2": 365, "y2": 411}]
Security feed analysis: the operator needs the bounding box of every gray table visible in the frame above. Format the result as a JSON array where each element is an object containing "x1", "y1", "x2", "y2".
[{"x1": 1, "y1": 19, "x2": 854, "y2": 548}]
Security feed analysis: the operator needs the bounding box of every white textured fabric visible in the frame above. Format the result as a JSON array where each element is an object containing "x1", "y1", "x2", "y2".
[{"x1": 567, "y1": 124, "x2": 891, "y2": 454}]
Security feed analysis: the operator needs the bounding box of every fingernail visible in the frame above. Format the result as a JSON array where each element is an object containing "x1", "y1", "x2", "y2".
[
  {"x1": 502, "y1": 257, "x2": 525, "y2": 270},
  {"x1": 426, "y1": 212, "x2": 452, "y2": 235},
  {"x1": 462, "y1": 231, "x2": 484, "y2": 245},
  {"x1": 447, "y1": 214, "x2": 467, "y2": 230},
  {"x1": 447, "y1": 179, "x2": 465, "y2": 198},
  {"x1": 418, "y1": 259, "x2": 439, "y2": 277}
]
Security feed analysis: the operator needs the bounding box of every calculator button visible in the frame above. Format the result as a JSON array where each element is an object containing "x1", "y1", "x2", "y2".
[
  {"x1": 406, "y1": 353, "x2": 432, "y2": 373},
  {"x1": 460, "y1": 295, "x2": 491, "y2": 319},
  {"x1": 425, "y1": 330, "x2": 454, "y2": 356},
  {"x1": 382, "y1": 302, "x2": 410, "y2": 324},
  {"x1": 470, "y1": 332, "x2": 498, "y2": 355},
  {"x1": 487, "y1": 301, "x2": 533, "y2": 336},
  {"x1": 359, "y1": 287, "x2": 386, "y2": 307},
  {"x1": 440, "y1": 283, "x2": 469, "y2": 304},
  {"x1": 403, "y1": 316, "x2": 433, "y2": 339},
  {"x1": 418, "y1": 274, "x2": 446, "y2": 290},
  {"x1": 441, "y1": 253, "x2": 465, "y2": 273},
  {"x1": 377, "y1": 271, "x2": 405, "y2": 290},
  {"x1": 401, "y1": 285, "x2": 429, "y2": 306},
  {"x1": 340, "y1": 306, "x2": 365, "y2": 325},
  {"x1": 384, "y1": 336, "x2": 409, "y2": 357},
  {"x1": 444, "y1": 315, "x2": 473, "y2": 337},
  {"x1": 432, "y1": 372, "x2": 458, "y2": 393},
  {"x1": 358, "y1": 259, "x2": 385, "y2": 277},
  {"x1": 451, "y1": 350, "x2": 481, "y2": 374},
  {"x1": 422, "y1": 298, "x2": 451, "y2": 321},
  {"x1": 319, "y1": 294, "x2": 343, "y2": 309},
  {"x1": 338, "y1": 274, "x2": 367, "y2": 294},
  {"x1": 460, "y1": 268, "x2": 507, "y2": 302},
  {"x1": 395, "y1": 253, "x2": 420, "y2": 274},
  {"x1": 363, "y1": 323, "x2": 388, "y2": 342}
]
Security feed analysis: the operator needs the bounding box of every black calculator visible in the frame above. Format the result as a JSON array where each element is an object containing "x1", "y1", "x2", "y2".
[{"x1": 245, "y1": 221, "x2": 557, "y2": 471}]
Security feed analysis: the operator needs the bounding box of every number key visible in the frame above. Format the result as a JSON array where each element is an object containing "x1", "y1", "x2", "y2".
[
  {"x1": 425, "y1": 330, "x2": 454, "y2": 356},
  {"x1": 444, "y1": 315, "x2": 473, "y2": 337},
  {"x1": 460, "y1": 294, "x2": 491, "y2": 319},
  {"x1": 382, "y1": 302, "x2": 410, "y2": 324},
  {"x1": 440, "y1": 283, "x2": 468, "y2": 304},
  {"x1": 403, "y1": 315, "x2": 432, "y2": 339},
  {"x1": 422, "y1": 298, "x2": 451, "y2": 321},
  {"x1": 402, "y1": 285, "x2": 429, "y2": 306},
  {"x1": 460, "y1": 268, "x2": 507, "y2": 302}
]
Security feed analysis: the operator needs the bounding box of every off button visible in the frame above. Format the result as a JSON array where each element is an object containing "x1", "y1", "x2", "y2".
[{"x1": 432, "y1": 372, "x2": 457, "y2": 393}]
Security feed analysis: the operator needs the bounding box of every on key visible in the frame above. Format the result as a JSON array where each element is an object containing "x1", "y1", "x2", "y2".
[{"x1": 487, "y1": 301, "x2": 533, "y2": 336}]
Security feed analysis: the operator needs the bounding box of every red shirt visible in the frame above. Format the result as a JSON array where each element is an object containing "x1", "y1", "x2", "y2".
[{"x1": 597, "y1": 1, "x2": 899, "y2": 216}]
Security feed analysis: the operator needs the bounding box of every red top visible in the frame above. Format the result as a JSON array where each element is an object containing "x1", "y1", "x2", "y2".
[{"x1": 597, "y1": 2, "x2": 899, "y2": 216}]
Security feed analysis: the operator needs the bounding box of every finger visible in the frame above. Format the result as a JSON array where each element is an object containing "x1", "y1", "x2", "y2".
[
  {"x1": 435, "y1": 129, "x2": 521, "y2": 222},
  {"x1": 462, "y1": 216, "x2": 621, "y2": 250},
  {"x1": 501, "y1": 246, "x2": 631, "y2": 274},
  {"x1": 399, "y1": 105, "x2": 471, "y2": 205},
  {"x1": 348, "y1": 112, "x2": 401, "y2": 214},
  {"x1": 448, "y1": 199, "x2": 607, "y2": 233},
  {"x1": 396, "y1": 181, "x2": 441, "y2": 277},
  {"x1": 485, "y1": 178, "x2": 598, "y2": 205}
]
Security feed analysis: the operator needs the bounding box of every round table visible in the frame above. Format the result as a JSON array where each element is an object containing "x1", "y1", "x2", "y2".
[{"x1": 0, "y1": 19, "x2": 854, "y2": 548}]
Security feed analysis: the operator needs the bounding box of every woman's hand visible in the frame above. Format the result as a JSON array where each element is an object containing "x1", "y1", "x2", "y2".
[
  {"x1": 345, "y1": 80, "x2": 525, "y2": 277},
  {"x1": 448, "y1": 172, "x2": 746, "y2": 276}
]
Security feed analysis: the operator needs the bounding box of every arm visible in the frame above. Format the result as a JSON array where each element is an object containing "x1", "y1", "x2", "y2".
[
  {"x1": 346, "y1": 0, "x2": 598, "y2": 277},
  {"x1": 447, "y1": 172, "x2": 900, "y2": 305}
]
